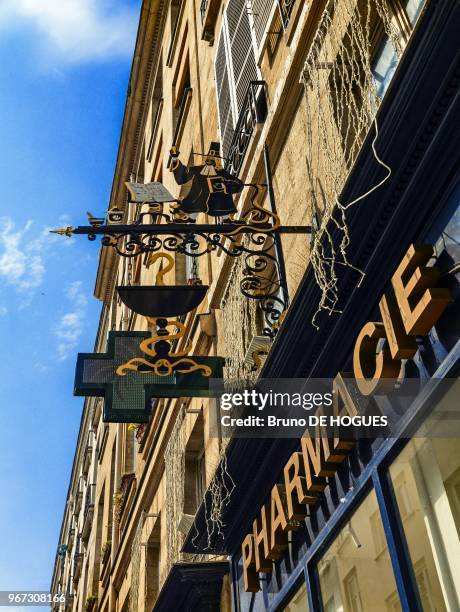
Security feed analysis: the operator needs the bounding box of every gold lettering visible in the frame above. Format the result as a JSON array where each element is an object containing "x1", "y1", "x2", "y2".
[
  {"x1": 353, "y1": 322, "x2": 401, "y2": 395},
  {"x1": 253, "y1": 505, "x2": 272, "y2": 573},
  {"x1": 269, "y1": 484, "x2": 288, "y2": 559},
  {"x1": 301, "y1": 434, "x2": 334, "y2": 482},
  {"x1": 379, "y1": 291, "x2": 417, "y2": 359},
  {"x1": 392, "y1": 244, "x2": 452, "y2": 335},
  {"x1": 284, "y1": 452, "x2": 317, "y2": 522},
  {"x1": 242, "y1": 534, "x2": 259, "y2": 592},
  {"x1": 331, "y1": 374, "x2": 358, "y2": 454}
]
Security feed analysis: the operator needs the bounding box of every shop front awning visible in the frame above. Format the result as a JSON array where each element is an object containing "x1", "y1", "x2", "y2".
[{"x1": 152, "y1": 561, "x2": 229, "y2": 612}]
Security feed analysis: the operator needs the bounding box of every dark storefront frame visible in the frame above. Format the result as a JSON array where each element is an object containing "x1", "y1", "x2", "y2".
[
  {"x1": 238, "y1": 341, "x2": 460, "y2": 612},
  {"x1": 229, "y1": 186, "x2": 460, "y2": 610},
  {"x1": 184, "y1": 1, "x2": 460, "y2": 610},
  {"x1": 256, "y1": 184, "x2": 460, "y2": 612}
]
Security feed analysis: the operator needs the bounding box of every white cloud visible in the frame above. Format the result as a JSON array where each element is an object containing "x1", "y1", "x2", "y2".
[
  {"x1": 0, "y1": 0, "x2": 138, "y2": 65},
  {"x1": 55, "y1": 280, "x2": 89, "y2": 360},
  {"x1": 65, "y1": 280, "x2": 88, "y2": 308},
  {"x1": 0, "y1": 216, "x2": 77, "y2": 301},
  {"x1": 0, "y1": 305, "x2": 7, "y2": 317},
  {"x1": 0, "y1": 218, "x2": 45, "y2": 290}
]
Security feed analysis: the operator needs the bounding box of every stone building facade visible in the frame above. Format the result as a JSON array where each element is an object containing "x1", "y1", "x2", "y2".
[{"x1": 48, "y1": 0, "x2": 452, "y2": 611}]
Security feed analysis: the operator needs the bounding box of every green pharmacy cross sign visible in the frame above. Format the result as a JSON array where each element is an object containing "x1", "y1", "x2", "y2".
[{"x1": 74, "y1": 331, "x2": 225, "y2": 423}]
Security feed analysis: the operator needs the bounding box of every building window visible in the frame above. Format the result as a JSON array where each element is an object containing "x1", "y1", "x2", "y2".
[
  {"x1": 371, "y1": 0, "x2": 426, "y2": 99},
  {"x1": 183, "y1": 414, "x2": 206, "y2": 515},
  {"x1": 403, "y1": 0, "x2": 425, "y2": 26},
  {"x1": 371, "y1": 37, "x2": 398, "y2": 99},
  {"x1": 329, "y1": 0, "x2": 427, "y2": 162},
  {"x1": 323, "y1": 597, "x2": 336, "y2": 612},
  {"x1": 123, "y1": 425, "x2": 136, "y2": 474},
  {"x1": 185, "y1": 254, "x2": 199, "y2": 284},
  {"x1": 370, "y1": 510, "x2": 387, "y2": 557},
  {"x1": 392, "y1": 474, "x2": 412, "y2": 520},
  {"x1": 329, "y1": 1, "x2": 391, "y2": 162},
  {"x1": 446, "y1": 467, "x2": 460, "y2": 534},
  {"x1": 281, "y1": 581, "x2": 310, "y2": 611},
  {"x1": 435, "y1": 200, "x2": 460, "y2": 267},
  {"x1": 145, "y1": 518, "x2": 161, "y2": 610},
  {"x1": 173, "y1": 52, "x2": 191, "y2": 116},
  {"x1": 214, "y1": 0, "x2": 259, "y2": 158},
  {"x1": 389, "y1": 385, "x2": 460, "y2": 611},
  {"x1": 250, "y1": 0, "x2": 277, "y2": 50},
  {"x1": 135, "y1": 139, "x2": 146, "y2": 183},
  {"x1": 172, "y1": 42, "x2": 192, "y2": 146},
  {"x1": 344, "y1": 568, "x2": 363, "y2": 612},
  {"x1": 146, "y1": 59, "x2": 163, "y2": 167},
  {"x1": 413, "y1": 559, "x2": 437, "y2": 612},
  {"x1": 196, "y1": 449, "x2": 206, "y2": 503},
  {"x1": 317, "y1": 490, "x2": 400, "y2": 610},
  {"x1": 170, "y1": 0, "x2": 182, "y2": 38}
]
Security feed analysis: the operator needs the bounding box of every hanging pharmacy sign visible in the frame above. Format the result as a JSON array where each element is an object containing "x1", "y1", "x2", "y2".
[{"x1": 74, "y1": 329, "x2": 225, "y2": 423}]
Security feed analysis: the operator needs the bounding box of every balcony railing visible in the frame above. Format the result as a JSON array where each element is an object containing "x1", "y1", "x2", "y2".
[
  {"x1": 81, "y1": 484, "x2": 96, "y2": 543},
  {"x1": 277, "y1": 0, "x2": 296, "y2": 30},
  {"x1": 82, "y1": 431, "x2": 94, "y2": 477},
  {"x1": 100, "y1": 540, "x2": 111, "y2": 587},
  {"x1": 225, "y1": 81, "x2": 268, "y2": 176},
  {"x1": 72, "y1": 539, "x2": 83, "y2": 583},
  {"x1": 117, "y1": 473, "x2": 136, "y2": 532},
  {"x1": 67, "y1": 527, "x2": 75, "y2": 549},
  {"x1": 73, "y1": 478, "x2": 83, "y2": 515}
]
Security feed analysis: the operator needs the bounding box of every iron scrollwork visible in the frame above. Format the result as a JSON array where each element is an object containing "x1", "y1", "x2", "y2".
[
  {"x1": 98, "y1": 228, "x2": 277, "y2": 261},
  {"x1": 225, "y1": 81, "x2": 268, "y2": 176},
  {"x1": 240, "y1": 235, "x2": 287, "y2": 338},
  {"x1": 51, "y1": 148, "x2": 311, "y2": 338}
]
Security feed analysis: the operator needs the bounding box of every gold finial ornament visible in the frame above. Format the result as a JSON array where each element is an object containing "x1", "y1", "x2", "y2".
[{"x1": 50, "y1": 226, "x2": 74, "y2": 237}]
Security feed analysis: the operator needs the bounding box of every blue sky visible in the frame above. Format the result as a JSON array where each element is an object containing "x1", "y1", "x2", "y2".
[{"x1": 0, "y1": 0, "x2": 140, "y2": 597}]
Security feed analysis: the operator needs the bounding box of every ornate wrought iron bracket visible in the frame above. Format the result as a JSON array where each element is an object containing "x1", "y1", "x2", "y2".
[
  {"x1": 51, "y1": 145, "x2": 311, "y2": 339},
  {"x1": 50, "y1": 223, "x2": 310, "y2": 260}
]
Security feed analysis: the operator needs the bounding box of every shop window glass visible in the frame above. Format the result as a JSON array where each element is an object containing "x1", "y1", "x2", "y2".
[
  {"x1": 318, "y1": 490, "x2": 400, "y2": 611},
  {"x1": 389, "y1": 388, "x2": 460, "y2": 612},
  {"x1": 372, "y1": 0, "x2": 426, "y2": 100},
  {"x1": 281, "y1": 581, "x2": 310, "y2": 611}
]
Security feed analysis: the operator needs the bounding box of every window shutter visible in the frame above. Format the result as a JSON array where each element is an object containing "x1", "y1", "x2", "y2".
[
  {"x1": 215, "y1": 26, "x2": 235, "y2": 159},
  {"x1": 225, "y1": 0, "x2": 259, "y2": 112},
  {"x1": 214, "y1": 0, "x2": 259, "y2": 158},
  {"x1": 250, "y1": 0, "x2": 276, "y2": 49}
]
